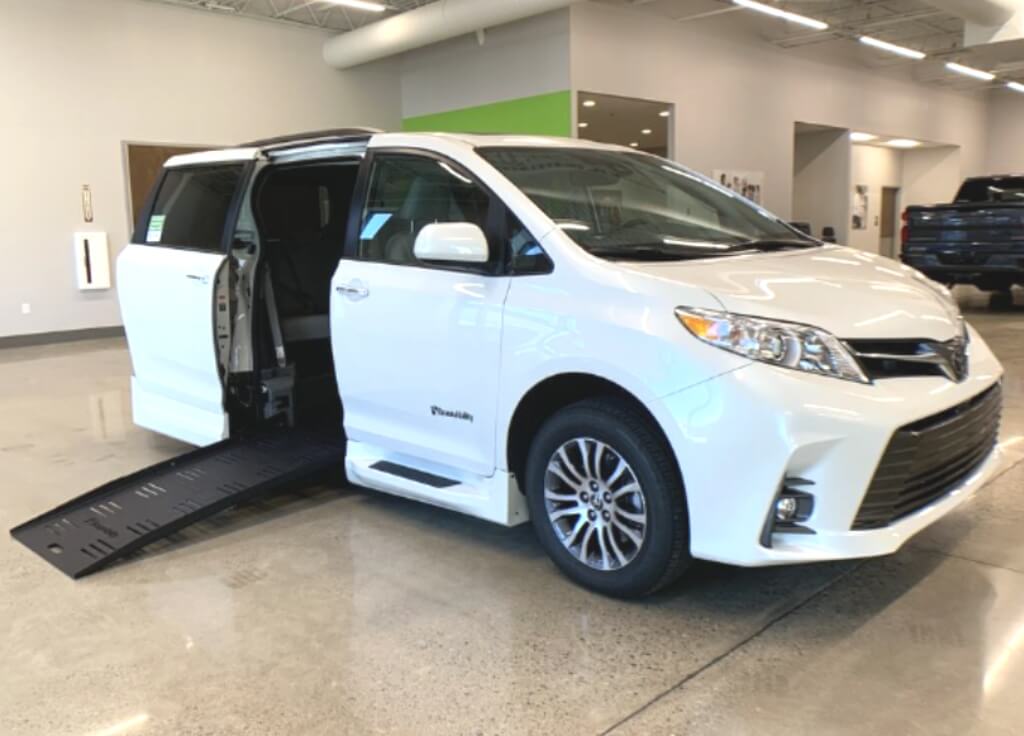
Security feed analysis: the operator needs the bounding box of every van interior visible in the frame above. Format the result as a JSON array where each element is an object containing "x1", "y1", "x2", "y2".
[{"x1": 238, "y1": 159, "x2": 361, "y2": 434}]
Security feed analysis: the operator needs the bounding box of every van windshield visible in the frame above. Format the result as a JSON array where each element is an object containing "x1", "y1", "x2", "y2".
[{"x1": 478, "y1": 147, "x2": 814, "y2": 260}]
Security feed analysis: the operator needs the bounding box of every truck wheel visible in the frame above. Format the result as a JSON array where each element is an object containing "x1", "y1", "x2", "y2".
[
  {"x1": 989, "y1": 290, "x2": 1014, "y2": 310},
  {"x1": 524, "y1": 397, "x2": 690, "y2": 598}
]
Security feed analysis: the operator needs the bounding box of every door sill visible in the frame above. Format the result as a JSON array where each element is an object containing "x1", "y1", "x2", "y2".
[{"x1": 345, "y1": 439, "x2": 529, "y2": 526}]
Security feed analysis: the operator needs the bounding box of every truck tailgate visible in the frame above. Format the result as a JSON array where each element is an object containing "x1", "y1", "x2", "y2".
[{"x1": 906, "y1": 204, "x2": 1024, "y2": 250}]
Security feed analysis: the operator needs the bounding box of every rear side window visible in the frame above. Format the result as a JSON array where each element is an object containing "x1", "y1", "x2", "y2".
[
  {"x1": 142, "y1": 164, "x2": 244, "y2": 251},
  {"x1": 955, "y1": 177, "x2": 1024, "y2": 203}
]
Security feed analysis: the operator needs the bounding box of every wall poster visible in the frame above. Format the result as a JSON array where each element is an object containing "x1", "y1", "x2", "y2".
[
  {"x1": 713, "y1": 169, "x2": 765, "y2": 206},
  {"x1": 852, "y1": 185, "x2": 869, "y2": 230}
]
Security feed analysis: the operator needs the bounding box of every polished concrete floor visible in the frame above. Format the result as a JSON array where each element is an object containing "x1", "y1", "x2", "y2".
[{"x1": 2, "y1": 289, "x2": 1024, "y2": 736}]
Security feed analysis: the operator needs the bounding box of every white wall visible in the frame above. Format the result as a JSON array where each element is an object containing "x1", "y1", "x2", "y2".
[
  {"x1": 986, "y1": 89, "x2": 1024, "y2": 173},
  {"x1": 849, "y1": 145, "x2": 903, "y2": 253},
  {"x1": 400, "y1": 10, "x2": 570, "y2": 119},
  {"x1": 569, "y1": 2, "x2": 992, "y2": 222},
  {"x1": 793, "y1": 130, "x2": 852, "y2": 245},
  {"x1": 901, "y1": 147, "x2": 963, "y2": 210},
  {"x1": 0, "y1": 0, "x2": 401, "y2": 339}
]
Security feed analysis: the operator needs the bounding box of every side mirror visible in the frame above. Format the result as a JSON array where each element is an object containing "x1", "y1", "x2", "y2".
[{"x1": 413, "y1": 222, "x2": 488, "y2": 264}]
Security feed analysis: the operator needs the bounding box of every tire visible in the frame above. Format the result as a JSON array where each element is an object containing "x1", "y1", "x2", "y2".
[
  {"x1": 524, "y1": 397, "x2": 690, "y2": 598},
  {"x1": 989, "y1": 290, "x2": 1014, "y2": 310}
]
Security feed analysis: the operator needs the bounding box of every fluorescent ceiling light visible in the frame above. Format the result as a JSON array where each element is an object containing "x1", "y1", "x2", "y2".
[
  {"x1": 858, "y1": 36, "x2": 926, "y2": 60},
  {"x1": 945, "y1": 62, "x2": 995, "y2": 81},
  {"x1": 578, "y1": 122, "x2": 589, "y2": 128},
  {"x1": 582, "y1": 99, "x2": 597, "y2": 108},
  {"x1": 850, "y1": 132, "x2": 877, "y2": 142},
  {"x1": 1007, "y1": 81, "x2": 1024, "y2": 93},
  {"x1": 732, "y1": 0, "x2": 828, "y2": 31},
  {"x1": 886, "y1": 138, "x2": 921, "y2": 148},
  {"x1": 659, "y1": 110, "x2": 671, "y2": 117},
  {"x1": 641, "y1": 128, "x2": 652, "y2": 135},
  {"x1": 324, "y1": 0, "x2": 388, "y2": 11}
]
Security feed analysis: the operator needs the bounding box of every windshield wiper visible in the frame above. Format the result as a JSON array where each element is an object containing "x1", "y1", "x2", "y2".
[
  {"x1": 587, "y1": 245, "x2": 716, "y2": 261},
  {"x1": 728, "y1": 238, "x2": 819, "y2": 252}
]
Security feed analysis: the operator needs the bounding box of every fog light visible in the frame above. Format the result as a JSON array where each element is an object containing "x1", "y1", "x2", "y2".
[{"x1": 775, "y1": 496, "x2": 799, "y2": 522}]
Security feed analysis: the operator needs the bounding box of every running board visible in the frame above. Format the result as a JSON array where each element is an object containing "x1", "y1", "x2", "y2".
[{"x1": 10, "y1": 428, "x2": 345, "y2": 579}]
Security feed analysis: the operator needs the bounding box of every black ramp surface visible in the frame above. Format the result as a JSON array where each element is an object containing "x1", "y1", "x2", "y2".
[{"x1": 10, "y1": 429, "x2": 346, "y2": 578}]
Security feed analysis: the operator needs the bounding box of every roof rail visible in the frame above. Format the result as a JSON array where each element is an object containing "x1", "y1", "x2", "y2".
[{"x1": 241, "y1": 127, "x2": 382, "y2": 150}]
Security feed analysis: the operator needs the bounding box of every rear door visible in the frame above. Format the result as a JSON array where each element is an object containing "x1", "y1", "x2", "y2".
[{"x1": 117, "y1": 161, "x2": 249, "y2": 446}]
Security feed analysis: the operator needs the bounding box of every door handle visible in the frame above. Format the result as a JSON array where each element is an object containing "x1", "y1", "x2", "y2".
[
  {"x1": 186, "y1": 274, "x2": 209, "y2": 284},
  {"x1": 335, "y1": 282, "x2": 369, "y2": 300}
]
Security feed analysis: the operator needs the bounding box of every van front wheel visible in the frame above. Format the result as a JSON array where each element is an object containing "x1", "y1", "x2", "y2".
[{"x1": 524, "y1": 398, "x2": 690, "y2": 598}]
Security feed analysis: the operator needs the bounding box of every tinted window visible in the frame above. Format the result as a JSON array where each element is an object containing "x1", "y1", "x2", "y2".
[
  {"x1": 143, "y1": 164, "x2": 244, "y2": 251},
  {"x1": 357, "y1": 155, "x2": 491, "y2": 266},
  {"x1": 956, "y1": 177, "x2": 1024, "y2": 203},
  {"x1": 507, "y1": 211, "x2": 552, "y2": 274}
]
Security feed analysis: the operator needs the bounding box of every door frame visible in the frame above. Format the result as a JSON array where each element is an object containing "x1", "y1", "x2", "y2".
[{"x1": 879, "y1": 186, "x2": 900, "y2": 258}]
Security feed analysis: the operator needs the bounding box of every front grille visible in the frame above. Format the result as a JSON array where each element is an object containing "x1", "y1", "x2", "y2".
[
  {"x1": 845, "y1": 335, "x2": 968, "y2": 381},
  {"x1": 852, "y1": 384, "x2": 1001, "y2": 530}
]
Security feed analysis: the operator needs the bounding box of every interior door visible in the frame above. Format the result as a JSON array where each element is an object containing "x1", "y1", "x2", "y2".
[
  {"x1": 330, "y1": 152, "x2": 508, "y2": 475},
  {"x1": 880, "y1": 186, "x2": 899, "y2": 258},
  {"x1": 117, "y1": 162, "x2": 247, "y2": 446}
]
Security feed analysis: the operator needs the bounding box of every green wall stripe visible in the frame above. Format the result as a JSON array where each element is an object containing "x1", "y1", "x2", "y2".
[{"x1": 401, "y1": 91, "x2": 572, "y2": 137}]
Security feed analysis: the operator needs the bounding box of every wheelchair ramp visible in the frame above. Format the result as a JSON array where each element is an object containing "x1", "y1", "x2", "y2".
[{"x1": 11, "y1": 428, "x2": 345, "y2": 579}]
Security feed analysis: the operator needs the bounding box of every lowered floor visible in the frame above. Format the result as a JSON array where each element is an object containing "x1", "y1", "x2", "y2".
[{"x1": 1, "y1": 288, "x2": 1024, "y2": 736}]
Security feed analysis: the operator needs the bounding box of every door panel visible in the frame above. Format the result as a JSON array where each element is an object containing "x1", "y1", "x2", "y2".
[
  {"x1": 118, "y1": 244, "x2": 228, "y2": 446},
  {"x1": 331, "y1": 260, "x2": 509, "y2": 475}
]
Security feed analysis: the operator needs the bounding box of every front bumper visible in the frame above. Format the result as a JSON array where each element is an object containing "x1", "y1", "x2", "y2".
[{"x1": 653, "y1": 325, "x2": 1005, "y2": 567}]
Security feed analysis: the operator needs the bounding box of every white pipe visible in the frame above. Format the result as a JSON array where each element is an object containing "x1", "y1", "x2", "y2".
[
  {"x1": 921, "y1": 0, "x2": 1016, "y2": 27},
  {"x1": 323, "y1": 0, "x2": 574, "y2": 69}
]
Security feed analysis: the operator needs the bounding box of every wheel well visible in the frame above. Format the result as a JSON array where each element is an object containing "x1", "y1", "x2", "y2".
[{"x1": 506, "y1": 373, "x2": 675, "y2": 489}]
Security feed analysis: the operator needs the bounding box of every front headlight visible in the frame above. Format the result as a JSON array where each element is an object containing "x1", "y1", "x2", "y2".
[{"x1": 675, "y1": 307, "x2": 869, "y2": 383}]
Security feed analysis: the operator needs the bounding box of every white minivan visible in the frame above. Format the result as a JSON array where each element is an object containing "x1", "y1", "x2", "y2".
[{"x1": 118, "y1": 129, "x2": 1003, "y2": 597}]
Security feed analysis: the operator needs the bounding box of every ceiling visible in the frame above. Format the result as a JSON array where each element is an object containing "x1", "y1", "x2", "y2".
[
  {"x1": 137, "y1": 0, "x2": 441, "y2": 33},
  {"x1": 615, "y1": 0, "x2": 1024, "y2": 87},
  {"x1": 137, "y1": 0, "x2": 1024, "y2": 87}
]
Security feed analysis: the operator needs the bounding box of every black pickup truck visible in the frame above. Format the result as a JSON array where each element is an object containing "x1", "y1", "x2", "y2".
[{"x1": 902, "y1": 175, "x2": 1024, "y2": 300}]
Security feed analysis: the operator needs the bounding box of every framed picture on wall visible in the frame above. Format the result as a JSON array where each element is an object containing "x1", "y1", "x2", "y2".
[
  {"x1": 852, "y1": 185, "x2": 869, "y2": 230},
  {"x1": 713, "y1": 170, "x2": 765, "y2": 206}
]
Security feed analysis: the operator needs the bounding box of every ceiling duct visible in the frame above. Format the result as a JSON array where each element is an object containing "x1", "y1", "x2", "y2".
[
  {"x1": 922, "y1": 0, "x2": 1023, "y2": 45},
  {"x1": 323, "y1": 0, "x2": 574, "y2": 69}
]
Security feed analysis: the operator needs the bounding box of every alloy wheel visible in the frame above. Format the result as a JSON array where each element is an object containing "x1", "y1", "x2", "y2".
[{"x1": 543, "y1": 437, "x2": 648, "y2": 571}]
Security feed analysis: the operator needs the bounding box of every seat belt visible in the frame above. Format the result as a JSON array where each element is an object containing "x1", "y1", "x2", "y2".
[{"x1": 262, "y1": 267, "x2": 288, "y2": 369}]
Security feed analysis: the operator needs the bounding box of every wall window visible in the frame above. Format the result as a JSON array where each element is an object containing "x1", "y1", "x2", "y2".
[{"x1": 358, "y1": 155, "x2": 491, "y2": 266}]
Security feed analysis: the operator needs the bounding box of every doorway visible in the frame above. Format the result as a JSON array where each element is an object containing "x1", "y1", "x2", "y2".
[{"x1": 879, "y1": 187, "x2": 900, "y2": 258}]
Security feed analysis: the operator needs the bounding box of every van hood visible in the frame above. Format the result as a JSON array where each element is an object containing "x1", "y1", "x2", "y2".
[{"x1": 622, "y1": 245, "x2": 961, "y2": 341}]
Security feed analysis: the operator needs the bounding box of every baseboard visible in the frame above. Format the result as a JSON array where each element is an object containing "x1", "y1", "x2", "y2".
[{"x1": 0, "y1": 326, "x2": 125, "y2": 349}]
